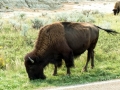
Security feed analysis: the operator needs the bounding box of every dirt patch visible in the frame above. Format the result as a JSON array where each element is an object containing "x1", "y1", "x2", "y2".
[{"x1": 0, "y1": 1, "x2": 114, "y2": 18}]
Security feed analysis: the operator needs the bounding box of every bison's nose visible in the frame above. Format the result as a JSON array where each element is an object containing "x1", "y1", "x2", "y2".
[{"x1": 29, "y1": 77, "x2": 34, "y2": 80}]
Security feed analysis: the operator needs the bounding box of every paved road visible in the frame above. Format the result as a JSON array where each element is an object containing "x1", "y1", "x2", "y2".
[{"x1": 45, "y1": 79, "x2": 120, "y2": 90}]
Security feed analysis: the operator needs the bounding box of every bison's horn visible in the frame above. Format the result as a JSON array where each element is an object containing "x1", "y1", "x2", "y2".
[{"x1": 28, "y1": 57, "x2": 34, "y2": 63}]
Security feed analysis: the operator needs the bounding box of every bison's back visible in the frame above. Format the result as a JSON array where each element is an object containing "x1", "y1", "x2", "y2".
[
  {"x1": 114, "y1": 1, "x2": 120, "y2": 9},
  {"x1": 61, "y1": 22, "x2": 99, "y2": 56}
]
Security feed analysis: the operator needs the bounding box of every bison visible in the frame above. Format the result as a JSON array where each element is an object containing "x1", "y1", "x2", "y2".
[
  {"x1": 24, "y1": 22, "x2": 118, "y2": 80},
  {"x1": 113, "y1": 1, "x2": 120, "y2": 15}
]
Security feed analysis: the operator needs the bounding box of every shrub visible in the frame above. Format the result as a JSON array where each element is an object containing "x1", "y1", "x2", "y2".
[
  {"x1": 0, "y1": 21, "x2": 3, "y2": 30},
  {"x1": 0, "y1": 14, "x2": 3, "y2": 30},
  {"x1": 0, "y1": 58, "x2": 5, "y2": 69},
  {"x1": 55, "y1": 12, "x2": 68, "y2": 21},
  {"x1": 18, "y1": 13, "x2": 26, "y2": 21},
  {"x1": 9, "y1": 20, "x2": 21, "y2": 31},
  {"x1": 6, "y1": 6, "x2": 9, "y2": 9},
  {"x1": 91, "y1": 10, "x2": 100, "y2": 14},
  {"x1": 0, "y1": 54, "x2": 6, "y2": 69},
  {"x1": 99, "y1": 21, "x2": 111, "y2": 29},
  {"x1": 31, "y1": 18, "x2": 47, "y2": 29},
  {"x1": 69, "y1": 11, "x2": 95, "y2": 23},
  {"x1": 54, "y1": 10, "x2": 96, "y2": 23},
  {"x1": 21, "y1": 24, "x2": 29, "y2": 37}
]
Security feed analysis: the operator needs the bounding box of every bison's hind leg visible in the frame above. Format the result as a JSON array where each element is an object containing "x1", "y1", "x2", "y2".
[
  {"x1": 82, "y1": 49, "x2": 92, "y2": 72},
  {"x1": 82, "y1": 48, "x2": 95, "y2": 72},
  {"x1": 82, "y1": 38, "x2": 97, "y2": 72}
]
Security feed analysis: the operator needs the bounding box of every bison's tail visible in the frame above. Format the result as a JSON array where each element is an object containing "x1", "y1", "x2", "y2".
[{"x1": 95, "y1": 25, "x2": 119, "y2": 35}]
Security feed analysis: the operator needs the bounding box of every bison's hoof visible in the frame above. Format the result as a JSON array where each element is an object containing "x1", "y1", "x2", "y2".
[
  {"x1": 91, "y1": 66, "x2": 94, "y2": 69},
  {"x1": 66, "y1": 72, "x2": 71, "y2": 76},
  {"x1": 53, "y1": 73, "x2": 57, "y2": 76},
  {"x1": 81, "y1": 68, "x2": 88, "y2": 72},
  {"x1": 66, "y1": 74, "x2": 71, "y2": 78},
  {"x1": 67, "y1": 74, "x2": 70, "y2": 76}
]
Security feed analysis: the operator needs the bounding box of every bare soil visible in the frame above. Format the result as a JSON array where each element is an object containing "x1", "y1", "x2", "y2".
[{"x1": 0, "y1": 1, "x2": 115, "y2": 18}]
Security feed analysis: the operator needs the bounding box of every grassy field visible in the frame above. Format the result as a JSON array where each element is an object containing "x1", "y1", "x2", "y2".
[{"x1": 0, "y1": 11, "x2": 120, "y2": 90}]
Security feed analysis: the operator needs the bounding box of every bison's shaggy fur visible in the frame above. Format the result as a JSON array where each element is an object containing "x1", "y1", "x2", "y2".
[
  {"x1": 24, "y1": 22, "x2": 118, "y2": 80},
  {"x1": 113, "y1": 1, "x2": 120, "y2": 15}
]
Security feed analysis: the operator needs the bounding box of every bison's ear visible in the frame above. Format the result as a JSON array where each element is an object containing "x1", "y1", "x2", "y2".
[{"x1": 28, "y1": 57, "x2": 34, "y2": 63}]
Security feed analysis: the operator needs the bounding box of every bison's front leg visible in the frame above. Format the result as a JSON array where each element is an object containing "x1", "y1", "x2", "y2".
[
  {"x1": 91, "y1": 50, "x2": 94, "y2": 69},
  {"x1": 53, "y1": 57, "x2": 62, "y2": 76},
  {"x1": 53, "y1": 63, "x2": 71, "y2": 76},
  {"x1": 63, "y1": 50, "x2": 74, "y2": 75},
  {"x1": 67, "y1": 67, "x2": 71, "y2": 75},
  {"x1": 57, "y1": 40, "x2": 74, "y2": 75},
  {"x1": 53, "y1": 64, "x2": 57, "y2": 76}
]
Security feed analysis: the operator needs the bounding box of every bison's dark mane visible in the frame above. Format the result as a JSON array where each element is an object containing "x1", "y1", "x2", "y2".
[{"x1": 33, "y1": 22, "x2": 66, "y2": 59}]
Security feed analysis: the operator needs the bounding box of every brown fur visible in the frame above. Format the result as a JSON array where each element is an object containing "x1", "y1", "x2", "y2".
[
  {"x1": 24, "y1": 22, "x2": 118, "y2": 80},
  {"x1": 35, "y1": 22, "x2": 65, "y2": 57},
  {"x1": 113, "y1": 1, "x2": 120, "y2": 15}
]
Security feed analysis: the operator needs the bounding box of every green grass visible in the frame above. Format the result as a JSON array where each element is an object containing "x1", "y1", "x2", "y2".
[{"x1": 0, "y1": 13, "x2": 120, "y2": 90}]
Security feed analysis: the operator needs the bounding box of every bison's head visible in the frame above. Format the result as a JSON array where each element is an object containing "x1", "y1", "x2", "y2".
[
  {"x1": 113, "y1": 9, "x2": 117, "y2": 15},
  {"x1": 24, "y1": 52, "x2": 46, "y2": 80}
]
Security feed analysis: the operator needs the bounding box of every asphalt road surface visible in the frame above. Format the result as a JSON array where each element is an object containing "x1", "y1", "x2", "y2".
[{"x1": 43, "y1": 79, "x2": 120, "y2": 90}]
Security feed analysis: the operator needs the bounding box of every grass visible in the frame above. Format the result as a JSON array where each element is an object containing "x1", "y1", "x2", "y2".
[{"x1": 0, "y1": 11, "x2": 120, "y2": 90}]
